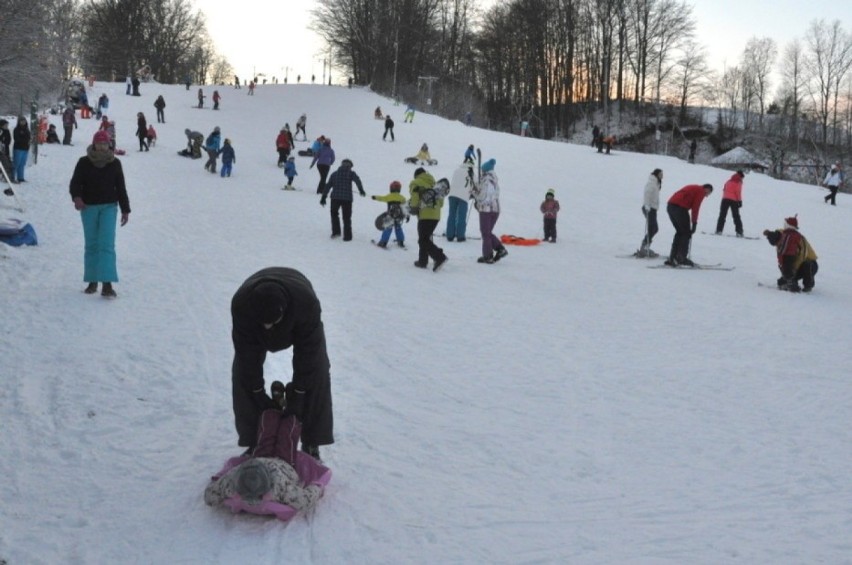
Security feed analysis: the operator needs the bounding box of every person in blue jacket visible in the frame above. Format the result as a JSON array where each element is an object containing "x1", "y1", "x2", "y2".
[
  {"x1": 219, "y1": 138, "x2": 236, "y2": 177},
  {"x1": 284, "y1": 156, "x2": 298, "y2": 189},
  {"x1": 204, "y1": 126, "x2": 222, "y2": 173}
]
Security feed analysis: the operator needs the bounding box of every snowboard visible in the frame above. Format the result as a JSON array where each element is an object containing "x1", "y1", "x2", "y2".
[
  {"x1": 702, "y1": 231, "x2": 760, "y2": 240},
  {"x1": 648, "y1": 262, "x2": 735, "y2": 271},
  {"x1": 616, "y1": 250, "x2": 660, "y2": 259},
  {"x1": 418, "y1": 178, "x2": 450, "y2": 207},
  {"x1": 375, "y1": 212, "x2": 393, "y2": 230},
  {"x1": 758, "y1": 281, "x2": 814, "y2": 293},
  {"x1": 371, "y1": 239, "x2": 406, "y2": 249},
  {"x1": 404, "y1": 157, "x2": 438, "y2": 166}
]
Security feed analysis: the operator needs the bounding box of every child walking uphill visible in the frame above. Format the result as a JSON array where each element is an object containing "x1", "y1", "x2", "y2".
[
  {"x1": 540, "y1": 189, "x2": 560, "y2": 242},
  {"x1": 283, "y1": 156, "x2": 298, "y2": 189},
  {"x1": 219, "y1": 138, "x2": 235, "y2": 177},
  {"x1": 371, "y1": 180, "x2": 408, "y2": 248}
]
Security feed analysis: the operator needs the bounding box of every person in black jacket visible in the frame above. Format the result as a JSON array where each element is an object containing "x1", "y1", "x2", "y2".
[
  {"x1": 320, "y1": 158, "x2": 365, "y2": 241},
  {"x1": 383, "y1": 115, "x2": 394, "y2": 141},
  {"x1": 230, "y1": 267, "x2": 334, "y2": 460},
  {"x1": 0, "y1": 119, "x2": 13, "y2": 181},
  {"x1": 69, "y1": 129, "x2": 131, "y2": 297},
  {"x1": 135, "y1": 112, "x2": 149, "y2": 151},
  {"x1": 154, "y1": 95, "x2": 166, "y2": 123},
  {"x1": 12, "y1": 117, "x2": 31, "y2": 182}
]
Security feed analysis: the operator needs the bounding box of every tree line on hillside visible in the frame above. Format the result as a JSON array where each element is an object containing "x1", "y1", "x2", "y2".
[
  {"x1": 0, "y1": 0, "x2": 230, "y2": 113},
  {"x1": 312, "y1": 0, "x2": 852, "y2": 157},
  {"x1": 2, "y1": 0, "x2": 849, "y2": 161}
]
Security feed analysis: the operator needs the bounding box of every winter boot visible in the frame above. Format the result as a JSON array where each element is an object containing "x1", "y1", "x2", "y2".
[
  {"x1": 84, "y1": 282, "x2": 98, "y2": 294},
  {"x1": 477, "y1": 256, "x2": 494, "y2": 264},
  {"x1": 101, "y1": 282, "x2": 117, "y2": 297},
  {"x1": 493, "y1": 246, "x2": 508, "y2": 262},
  {"x1": 433, "y1": 255, "x2": 448, "y2": 272}
]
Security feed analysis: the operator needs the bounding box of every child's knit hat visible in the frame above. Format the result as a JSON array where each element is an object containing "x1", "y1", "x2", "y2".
[
  {"x1": 390, "y1": 180, "x2": 402, "y2": 192},
  {"x1": 545, "y1": 188, "x2": 555, "y2": 198}
]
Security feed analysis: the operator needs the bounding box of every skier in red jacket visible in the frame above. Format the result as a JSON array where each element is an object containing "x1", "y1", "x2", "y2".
[{"x1": 665, "y1": 183, "x2": 713, "y2": 266}]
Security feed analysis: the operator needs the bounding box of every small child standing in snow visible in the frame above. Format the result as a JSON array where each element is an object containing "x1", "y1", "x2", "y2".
[
  {"x1": 540, "y1": 189, "x2": 560, "y2": 242},
  {"x1": 219, "y1": 138, "x2": 235, "y2": 177},
  {"x1": 146, "y1": 124, "x2": 157, "y2": 147},
  {"x1": 371, "y1": 180, "x2": 408, "y2": 248},
  {"x1": 284, "y1": 156, "x2": 298, "y2": 189}
]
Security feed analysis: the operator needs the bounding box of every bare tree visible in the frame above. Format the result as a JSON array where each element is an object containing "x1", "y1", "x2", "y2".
[
  {"x1": 740, "y1": 37, "x2": 777, "y2": 130},
  {"x1": 777, "y1": 39, "x2": 806, "y2": 149},
  {"x1": 804, "y1": 19, "x2": 852, "y2": 146},
  {"x1": 670, "y1": 39, "x2": 709, "y2": 123},
  {"x1": 80, "y1": 0, "x2": 207, "y2": 84},
  {"x1": 0, "y1": 0, "x2": 66, "y2": 112}
]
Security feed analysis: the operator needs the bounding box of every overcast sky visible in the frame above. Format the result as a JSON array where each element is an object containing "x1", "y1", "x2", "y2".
[{"x1": 201, "y1": 0, "x2": 848, "y2": 85}]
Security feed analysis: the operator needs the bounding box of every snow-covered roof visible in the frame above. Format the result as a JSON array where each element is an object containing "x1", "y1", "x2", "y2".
[{"x1": 711, "y1": 146, "x2": 754, "y2": 164}]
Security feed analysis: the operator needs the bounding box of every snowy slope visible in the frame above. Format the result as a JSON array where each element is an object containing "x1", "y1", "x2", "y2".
[{"x1": 1, "y1": 81, "x2": 851, "y2": 564}]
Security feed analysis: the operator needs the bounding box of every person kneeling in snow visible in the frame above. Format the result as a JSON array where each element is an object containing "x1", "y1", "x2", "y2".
[{"x1": 763, "y1": 216, "x2": 818, "y2": 292}]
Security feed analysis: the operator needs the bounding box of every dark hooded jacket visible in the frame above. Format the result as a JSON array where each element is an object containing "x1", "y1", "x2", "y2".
[{"x1": 230, "y1": 267, "x2": 333, "y2": 448}]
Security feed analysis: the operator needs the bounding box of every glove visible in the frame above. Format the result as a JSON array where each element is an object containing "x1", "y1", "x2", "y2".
[
  {"x1": 252, "y1": 388, "x2": 278, "y2": 411},
  {"x1": 309, "y1": 164, "x2": 314, "y2": 169},
  {"x1": 359, "y1": 191, "x2": 366, "y2": 197},
  {"x1": 283, "y1": 383, "x2": 306, "y2": 420},
  {"x1": 762, "y1": 229, "x2": 770, "y2": 236},
  {"x1": 73, "y1": 197, "x2": 85, "y2": 211},
  {"x1": 738, "y1": 201, "x2": 743, "y2": 209},
  {"x1": 270, "y1": 381, "x2": 286, "y2": 409},
  {"x1": 320, "y1": 198, "x2": 326, "y2": 207},
  {"x1": 690, "y1": 223, "x2": 697, "y2": 234},
  {"x1": 371, "y1": 195, "x2": 377, "y2": 200}
]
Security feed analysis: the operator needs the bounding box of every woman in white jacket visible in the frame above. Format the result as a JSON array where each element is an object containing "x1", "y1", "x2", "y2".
[
  {"x1": 471, "y1": 158, "x2": 508, "y2": 264},
  {"x1": 822, "y1": 163, "x2": 843, "y2": 206},
  {"x1": 637, "y1": 168, "x2": 663, "y2": 257}
]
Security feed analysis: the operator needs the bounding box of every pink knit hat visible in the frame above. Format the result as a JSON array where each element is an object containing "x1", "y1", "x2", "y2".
[{"x1": 92, "y1": 130, "x2": 110, "y2": 145}]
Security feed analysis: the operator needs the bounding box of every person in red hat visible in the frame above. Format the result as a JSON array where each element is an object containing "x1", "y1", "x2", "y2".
[
  {"x1": 665, "y1": 183, "x2": 713, "y2": 266},
  {"x1": 762, "y1": 216, "x2": 819, "y2": 292},
  {"x1": 68, "y1": 129, "x2": 131, "y2": 297}
]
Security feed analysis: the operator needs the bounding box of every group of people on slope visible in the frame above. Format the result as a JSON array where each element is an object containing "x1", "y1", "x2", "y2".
[{"x1": 637, "y1": 167, "x2": 820, "y2": 292}]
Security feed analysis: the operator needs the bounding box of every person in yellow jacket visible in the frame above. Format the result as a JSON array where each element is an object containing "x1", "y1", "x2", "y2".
[
  {"x1": 409, "y1": 167, "x2": 448, "y2": 271},
  {"x1": 762, "y1": 216, "x2": 819, "y2": 292},
  {"x1": 371, "y1": 180, "x2": 408, "y2": 248}
]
